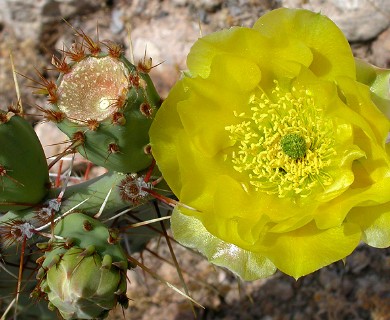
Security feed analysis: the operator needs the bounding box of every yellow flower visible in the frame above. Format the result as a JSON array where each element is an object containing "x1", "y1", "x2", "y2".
[{"x1": 149, "y1": 8, "x2": 390, "y2": 280}]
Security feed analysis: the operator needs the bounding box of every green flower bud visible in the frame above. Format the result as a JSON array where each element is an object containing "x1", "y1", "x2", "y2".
[{"x1": 36, "y1": 213, "x2": 129, "y2": 319}]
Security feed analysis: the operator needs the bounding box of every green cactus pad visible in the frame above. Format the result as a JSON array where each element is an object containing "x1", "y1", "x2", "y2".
[
  {"x1": 37, "y1": 213, "x2": 129, "y2": 320},
  {"x1": 49, "y1": 51, "x2": 162, "y2": 173},
  {"x1": 51, "y1": 213, "x2": 128, "y2": 261},
  {"x1": 0, "y1": 112, "x2": 50, "y2": 211}
]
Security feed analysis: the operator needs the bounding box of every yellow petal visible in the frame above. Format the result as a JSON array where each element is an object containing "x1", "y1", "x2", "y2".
[
  {"x1": 347, "y1": 202, "x2": 390, "y2": 248},
  {"x1": 177, "y1": 59, "x2": 259, "y2": 156},
  {"x1": 262, "y1": 221, "x2": 361, "y2": 279},
  {"x1": 171, "y1": 206, "x2": 277, "y2": 281},
  {"x1": 337, "y1": 76, "x2": 390, "y2": 145},
  {"x1": 316, "y1": 175, "x2": 390, "y2": 229},
  {"x1": 253, "y1": 8, "x2": 356, "y2": 81},
  {"x1": 355, "y1": 58, "x2": 390, "y2": 119},
  {"x1": 187, "y1": 26, "x2": 312, "y2": 80},
  {"x1": 149, "y1": 81, "x2": 187, "y2": 196}
]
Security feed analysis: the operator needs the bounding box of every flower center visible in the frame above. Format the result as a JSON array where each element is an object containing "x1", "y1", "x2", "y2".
[
  {"x1": 225, "y1": 82, "x2": 336, "y2": 198},
  {"x1": 280, "y1": 133, "x2": 307, "y2": 159}
]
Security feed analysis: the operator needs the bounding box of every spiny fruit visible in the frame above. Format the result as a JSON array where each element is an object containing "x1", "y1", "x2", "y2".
[
  {"x1": 0, "y1": 110, "x2": 50, "y2": 211},
  {"x1": 35, "y1": 213, "x2": 129, "y2": 320},
  {"x1": 38, "y1": 29, "x2": 162, "y2": 173}
]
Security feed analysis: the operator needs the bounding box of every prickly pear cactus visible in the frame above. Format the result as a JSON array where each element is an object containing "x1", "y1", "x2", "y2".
[
  {"x1": 0, "y1": 24, "x2": 175, "y2": 320},
  {"x1": 41, "y1": 34, "x2": 162, "y2": 173},
  {"x1": 0, "y1": 110, "x2": 50, "y2": 211},
  {"x1": 35, "y1": 213, "x2": 129, "y2": 320}
]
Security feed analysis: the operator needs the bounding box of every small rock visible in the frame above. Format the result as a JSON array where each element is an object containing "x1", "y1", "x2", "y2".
[
  {"x1": 319, "y1": 268, "x2": 341, "y2": 290},
  {"x1": 195, "y1": 0, "x2": 223, "y2": 12},
  {"x1": 0, "y1": 0, "x2": 106, "y2": 43},
  {"x1": 172, "y1": 0, "x2": 188, "y2": 6},
  {"x1": 371, "y1": 27, "x2": 390, "y2": 68},
  {"x1": 346, "y1": 250, "x2": 370, "y2": 274}
]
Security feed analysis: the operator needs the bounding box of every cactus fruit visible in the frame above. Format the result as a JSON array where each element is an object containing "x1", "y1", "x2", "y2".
[
  {"x1": 40, "y1": 33, "x2": 162, "y2": 173},
  {"x1": 0, "y1": 111, "x2": 50, "y2": 211},
  {"x1": 36, "y1": 213, "x2": 129, "y2": 319}
]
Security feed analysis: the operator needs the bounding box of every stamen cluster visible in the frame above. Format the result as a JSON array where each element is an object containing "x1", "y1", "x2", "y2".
[{"x1": 226, "y1": 84, "x2": 336, "y2": 197}]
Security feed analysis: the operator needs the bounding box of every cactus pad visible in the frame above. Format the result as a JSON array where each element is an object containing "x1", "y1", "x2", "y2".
[
  {"x1": 0, "y1": 111, "x2": 50, "y2": 211},
  {"x1": 42, "y1": 36, "x2": 162, "y2": 173}
]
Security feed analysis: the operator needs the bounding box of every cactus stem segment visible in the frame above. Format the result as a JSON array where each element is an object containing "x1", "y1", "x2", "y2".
[
  {"x1": 0, "y1": 165, "x2": 24, "y2": 188},
  {"x1": 33, "y1": 213, "x2": 130, "y2": 318}
]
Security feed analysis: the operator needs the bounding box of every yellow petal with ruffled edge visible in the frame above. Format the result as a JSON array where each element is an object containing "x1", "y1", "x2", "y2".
[
  {"x1": 253, "y1": 8, "x2": 355, "y2": 80},
  {"x1": 337, "y1": 77, "x2": 389, "y2": 144},
  {"x1": 355, "y1": 58, "x2": 390, "y2": 119},
  {"x1": 187, "y1": 26, "x2": 312, "y2": 79},
  {"x1": 178, "y1": 54, "x2": 261, "y2": 157},
  {"x1": 314, "y1": 78, "x2": 390, "y2": 229},
  {"x1": 171, "y1": 206, "x2": 277, "y2": 281},
  {"x1": 149, "y1": 81, "x2": 187, "y2": 196},
  {"x1": 261, "y1": 221, "x2": 361, "y2": 279},
  {"x1": 347, "y1": 202, "x2": 390, "y2": 248}
]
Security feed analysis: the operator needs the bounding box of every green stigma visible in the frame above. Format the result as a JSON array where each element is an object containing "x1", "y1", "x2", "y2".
[{"x1": 280, "y1": 133, "x2": 307, "y2": 159}]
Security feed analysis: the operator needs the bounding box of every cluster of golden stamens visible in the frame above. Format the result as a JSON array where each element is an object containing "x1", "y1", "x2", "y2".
[{"x1": 225, "y1": 83, "x2": 336, "y2": 198}]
